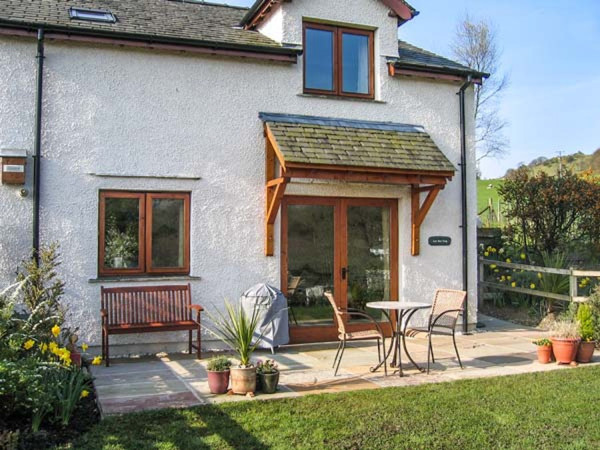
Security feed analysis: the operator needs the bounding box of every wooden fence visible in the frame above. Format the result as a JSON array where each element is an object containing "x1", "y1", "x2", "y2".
[{"x1": 478, "y1": 257, "x2": 600, "y2": 305}]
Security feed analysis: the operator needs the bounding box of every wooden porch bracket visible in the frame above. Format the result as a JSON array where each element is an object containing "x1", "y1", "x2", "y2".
[
  {"x1": 411, "y1": 184, "x2": 443, "y2": 256},
  {"x1": 265, "y1": 125, "x2": 288, "y2": 256}
]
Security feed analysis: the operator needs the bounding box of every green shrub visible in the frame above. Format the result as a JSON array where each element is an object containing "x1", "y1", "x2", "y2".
[
  {"x1": 577, "y1": 303, "x2": 595, "y2": 342},
  {"x1": 206, "y1": 355, "x2": 231, "y2": 372},
  {"x1": 587, "y1": 286, "x2": 600, "y2": 342},
  {"x1": 0, "y1": 244, "x2": 93, "y2": 435},
  {"x1": 0, "y1": 358, "x2": 61, "y2": 431}
]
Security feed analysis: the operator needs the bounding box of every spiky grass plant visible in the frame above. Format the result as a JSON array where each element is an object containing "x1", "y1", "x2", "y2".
[{"x1": 205, "y1": 301, "x2": 263, "y2": 367}]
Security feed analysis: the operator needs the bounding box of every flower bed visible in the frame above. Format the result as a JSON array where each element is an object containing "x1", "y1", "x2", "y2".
[{"x1": 0, "y1": 245, "x2": 100, "y2": 449}]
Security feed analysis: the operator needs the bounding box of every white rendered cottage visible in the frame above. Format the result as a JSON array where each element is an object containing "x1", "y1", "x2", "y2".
[{"x1": 0, "y1": 0, "x2": 485, "y2": 354}]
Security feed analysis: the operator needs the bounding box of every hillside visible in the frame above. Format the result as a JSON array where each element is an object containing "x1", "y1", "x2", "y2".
[
  {"x1": 479, "y1": 149, "x2": 599, "y2": 227},
  {"x1": 505, "y1": 149, "x2": 600, "y2": 177}
]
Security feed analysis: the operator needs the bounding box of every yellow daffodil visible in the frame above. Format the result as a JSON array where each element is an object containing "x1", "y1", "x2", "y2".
[
  {"x1": 82, "y1": 343, "x2": 89, "y2": 352},
  {"x1": 51, "y1": 324, "x2": 61, "y2": 338},
  {"x1": 530, "y1": 283, "x2": 536, "y2": 289},
  {"x1": 537, "y1": 273, "x2": 543, "y2": 279},
  {"x1": 491, "y1": 247, "x2": 497, "y2": 253},
  {"x1": 511, "y1": 282, "x2": 517, "y2": 288},
  {"x1": 81, "y1": 390, "x2": 90, "y2": 399},
  {"x1": 92, "y1": 356, "x2": 102, "y2": 366},
  {"x1": 57, "y1": 347, "x2": 72, "y2": 366},
  {"x1": 520, "y1": 253, "x2": 526, "y2": 260},
  {"x1": 23, "y1": 339, "x2": 35, "y2": 350},
  {"x1": 484, "y1": 251, "x2": 489, "y2": 257},
  {"x1": 39, "y1": 342, "x2": 48, "y2": 354},
  {"x1": 49, "y1": 341, "x2": 59, "y2": 354},
  {"x1": 506, "y1": 258, "x2": 512, "y2": 263},
  {"x1": 494, "y1": 269, "x2": 499, "y2": 273},
  {"x1": 501, "y1": 276, "x2": 506, "y2": 281},
  {"x1": 507, "y1": 276, "x2": 512, "y2": 280},
  {"x1": 498, "y1": 248, "x2": 505, "y2": 254},
  {"x1": 490, "y1": 264, "x2": 497, "y2": 269}
]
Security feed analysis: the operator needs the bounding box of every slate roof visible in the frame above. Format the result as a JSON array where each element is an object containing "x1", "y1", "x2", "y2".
[
  {"x1": 392, "y1": 40, "x2": 489, "y2": 78},
  {"x1": 0, "y1": 0, "x2": 300, "y2": 54},
  {"x1": 260, "y1": 113, "x2": 455, "y2": 173}
]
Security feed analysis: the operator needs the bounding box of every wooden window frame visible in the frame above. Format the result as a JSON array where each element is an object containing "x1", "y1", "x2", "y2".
[
  {"x1": 303, "y1": 22, "x2": 375, "y2": 100},
  {"x1": 98, "y1": 191, "x2": 190, "y2": 277}
]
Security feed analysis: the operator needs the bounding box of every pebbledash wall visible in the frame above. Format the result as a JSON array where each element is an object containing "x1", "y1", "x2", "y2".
[{"x1": 0, "y1": 0, "x2": 477, "y2": 356}]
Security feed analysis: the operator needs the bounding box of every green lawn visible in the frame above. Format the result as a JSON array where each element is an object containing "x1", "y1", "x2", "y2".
[
  {"x1": 477, "y1": 178, "x2": 504, "y2": 227},
  {"x1": 67, "y1": 366, "x2": 600, "y2": 449}
]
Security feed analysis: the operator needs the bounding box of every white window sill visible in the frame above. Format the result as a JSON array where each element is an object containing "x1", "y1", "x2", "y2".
[{"x1": 297, "y1": 93, "x2": 386, "y2": 104}]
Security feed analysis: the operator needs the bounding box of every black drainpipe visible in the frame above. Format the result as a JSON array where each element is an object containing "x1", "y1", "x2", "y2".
[
  {"x1": 32, "y1": 28, "x2": 45, "y2": 264},
  {"x1": 458, "y1": 75, "x2": 472, "y2": 334}
]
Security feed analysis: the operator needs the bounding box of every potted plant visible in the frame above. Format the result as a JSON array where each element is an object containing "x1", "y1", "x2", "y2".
[
  {"x1": 256, "y1": 359, "x2": 279, "y2": 394},
  {"x1": 549, "y1": 319, "x2": 581, "y2": 365},
  {"x1": 206, "y1": 355, "x2": 232, "y2": 394},
  {"x1": 532, "y1": 338, "x2": 553, "y2": 364},
  {"x1": 576, "y1": 303, "x2": 596, "y2": 363},
  {"x1": 205, "y1": 301, "x2": 263, "y2": 395}
]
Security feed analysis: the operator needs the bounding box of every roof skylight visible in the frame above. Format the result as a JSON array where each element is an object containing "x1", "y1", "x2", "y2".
[{"x1": 69, "y1": 7, "x2": 116, "y2": 23}]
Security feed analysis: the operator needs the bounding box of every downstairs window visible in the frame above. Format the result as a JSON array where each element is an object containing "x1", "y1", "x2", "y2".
[{"x1": 99, "y1": 191, "x2": 190, "y2": 276}]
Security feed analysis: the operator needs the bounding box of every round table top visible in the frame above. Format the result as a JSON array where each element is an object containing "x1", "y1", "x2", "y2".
[{"x1": 366, "y1": 301, "x2": 430, "y2": 311}]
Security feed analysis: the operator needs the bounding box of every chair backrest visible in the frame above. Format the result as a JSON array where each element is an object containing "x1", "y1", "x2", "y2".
[
  {"x1": 324, "y1": 292, "x2": 346, "y2": 335},
  {"x1": 430, "y1": 289, "x2": 467, "y2": 325},
  {"x1": 101, "y1": 284, "x2": 192, "y2": 326},
  {"x1": 288, "y1": 276, "x2": 301, "y2": 295}
]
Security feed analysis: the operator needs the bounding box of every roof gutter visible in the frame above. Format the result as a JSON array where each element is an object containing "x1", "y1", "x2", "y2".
[
  {"x1": 458, "y1": 76, "x2": 472, "y2": 334},
  {"x1": 388, "y1": 60, "x2": 488, "y2": 83},
  {"x1": 0, "y1": 21, "x2": 301, "y2": 62}
]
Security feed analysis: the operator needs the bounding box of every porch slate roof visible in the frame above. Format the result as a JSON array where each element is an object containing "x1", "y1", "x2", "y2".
[
  {"x1": 260, "y1": 113, "x2": 455, "y2": 173},
  {"x1": 0, "y1": 0, "x2": 299, "y2": 55}
]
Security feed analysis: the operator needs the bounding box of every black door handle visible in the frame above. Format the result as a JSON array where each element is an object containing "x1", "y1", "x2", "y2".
[{"x1": 341, "y1": 267, "x2": 347, "y2": 280}]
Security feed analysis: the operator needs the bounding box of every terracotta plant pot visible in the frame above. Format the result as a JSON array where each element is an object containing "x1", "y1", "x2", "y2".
[
  {"x1": 70, "y1": 351, "x2": 82, "y2": 367},
  {"x1": 258, "y1": 371, "x2": 280, "y2": 394},
  {"x1": 207, "y1": 370, "x2": 230, "y2": 394},
  {"x1": 551, "y1": 338, "x2": 580, "y2": 364},
  {"x1": 577, "y1": 341, "x2": 596, "y2": 363},
  {"x1": 230, "y1": 366, "x2": 256, "y2": 394},
  {"x1": 536, "y1": 345, "x2": 553, "y2": 364}
]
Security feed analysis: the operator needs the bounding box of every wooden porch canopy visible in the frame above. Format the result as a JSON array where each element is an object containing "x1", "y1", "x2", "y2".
[{"x1": 259, "y1": 113, "x2": 455, "y2": 257}]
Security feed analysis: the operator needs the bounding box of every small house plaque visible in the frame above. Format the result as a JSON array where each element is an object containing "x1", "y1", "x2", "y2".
[
  {"x1": 428, "y1": 236, "x2": 451, "y2": 246},
  {"x1": 0, "y1": 149, "x2": 27, "y2": 185}
]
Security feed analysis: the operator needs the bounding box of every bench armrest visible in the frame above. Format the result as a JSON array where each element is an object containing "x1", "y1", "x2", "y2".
[
  {"x1": 188, "y1": 305, "x2": 204, "y2": 312},
  {"x1": 101, "y1": 308, "x2": 108, "y2": 317}
]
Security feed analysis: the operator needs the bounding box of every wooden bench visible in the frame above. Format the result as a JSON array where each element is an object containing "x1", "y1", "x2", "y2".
[{"x1": 100, "y1": 284, "x2": 203, "y2": 367}]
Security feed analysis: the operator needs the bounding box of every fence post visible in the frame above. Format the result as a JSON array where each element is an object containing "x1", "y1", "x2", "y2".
[
  {"x1": 478, "y1": 258, "x2": 485, "y2": 308},
  {"x1": 569, "y1": 268, "x2": 578, "y2": 302}
]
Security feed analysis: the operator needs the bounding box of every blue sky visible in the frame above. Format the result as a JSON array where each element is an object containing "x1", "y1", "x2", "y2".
[{"x1": 225, "y1": 0, "x2": 600, "y2": 178}]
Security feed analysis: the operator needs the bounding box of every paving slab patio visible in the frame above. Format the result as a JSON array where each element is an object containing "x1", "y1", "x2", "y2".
[{"x1": 90, "y1": 315, "x2": 599, "y2": 415}]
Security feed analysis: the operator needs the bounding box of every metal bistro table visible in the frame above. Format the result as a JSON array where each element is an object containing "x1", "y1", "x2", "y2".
[{"x1": 367, "y1": 301, "x2": 430, "y2": 377}]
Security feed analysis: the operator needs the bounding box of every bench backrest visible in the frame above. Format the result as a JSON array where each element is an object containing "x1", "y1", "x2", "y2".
[{"x1": 101, "y1": 284, "x2": 192, "y2": 325}]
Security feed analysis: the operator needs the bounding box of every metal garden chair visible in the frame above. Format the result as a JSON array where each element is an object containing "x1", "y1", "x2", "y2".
[
  {"x1": 417, "y1": 289, "x2": 467, "y2": 374},
  {"x1": 324, "y1": 292, "x2": 386, "y2": 376}
]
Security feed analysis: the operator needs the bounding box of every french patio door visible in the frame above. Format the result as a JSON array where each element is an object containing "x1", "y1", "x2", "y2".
[{"x1": 281, "y1": 196, "x2": 398, "y2": 343}]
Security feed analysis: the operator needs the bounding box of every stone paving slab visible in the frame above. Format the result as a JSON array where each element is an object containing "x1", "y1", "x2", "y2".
[{"x1": 91, "y1": 315, "x2": 599, "y2": 415}]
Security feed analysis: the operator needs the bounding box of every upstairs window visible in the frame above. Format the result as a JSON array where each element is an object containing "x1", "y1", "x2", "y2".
[
  {"x1": 303, "y1": 22, "x2": 374, "y2": 99},
  {"x1": 69, "y1": 7, "x2": 117, "y2": 23},
  {"x1": 99, "y1": 191, "x2": 190, "y2": 276}
]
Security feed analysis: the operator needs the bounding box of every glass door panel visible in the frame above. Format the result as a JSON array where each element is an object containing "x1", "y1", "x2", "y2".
[
  {"x1": 286, "y1": 204, "x2": 335, "y2": 326},
  {"x1": 346, "y1": 205, "x2": 391, "y2": 322}
]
